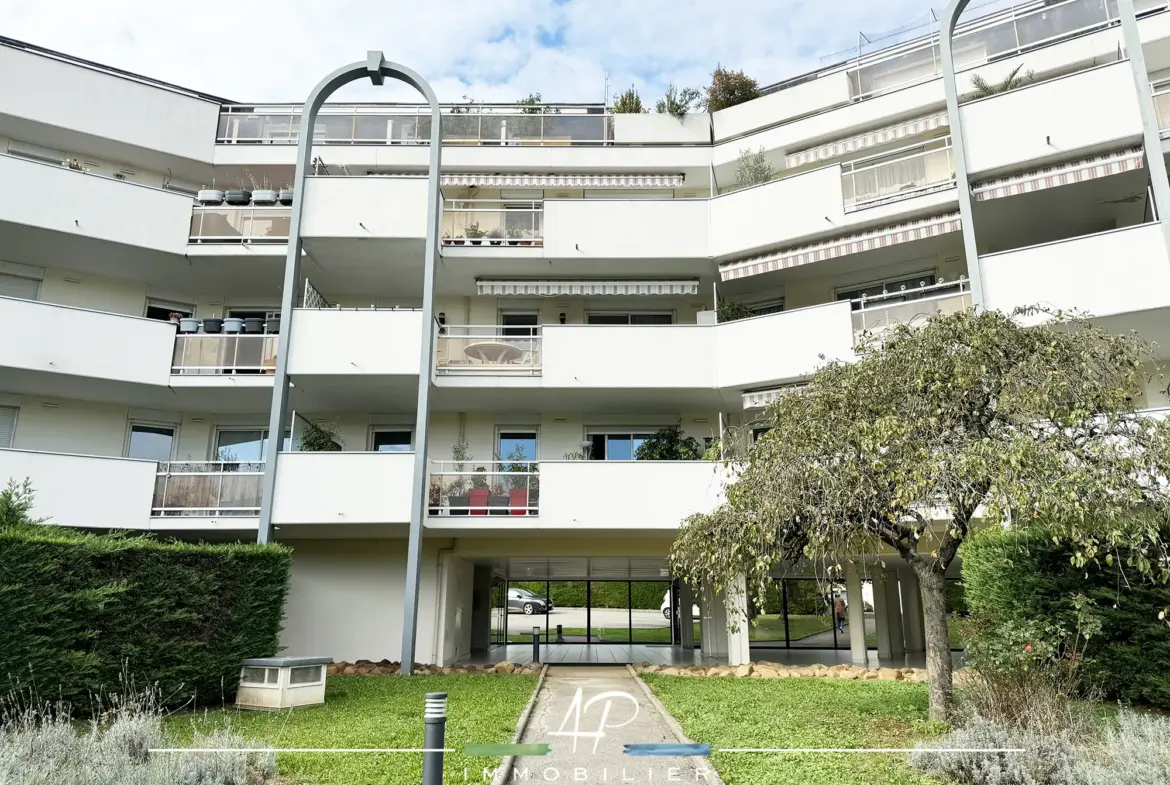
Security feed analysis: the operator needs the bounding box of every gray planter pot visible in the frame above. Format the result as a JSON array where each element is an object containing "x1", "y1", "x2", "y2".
[
  {"x1": 197, "y1": 189, "x2": 225, "y2": 205},
  {"x1": 278, "y1": 188, "x2": 294, "y2": 206},
  {"x1": 449, "y1": 494, "x2": 470, "y2": 516},
  {"x1": 224, "y1": 189, "x2": 252, "y2": 206},
  {"x1": 252, "y1": 189, "x2": 279, "y2": 206},
  {"x1": 178, "y1": 317, "x2": 200, "y2": 334},
  {"x1": 223, "y1": 318, "x2": 244, "y2": 334}
]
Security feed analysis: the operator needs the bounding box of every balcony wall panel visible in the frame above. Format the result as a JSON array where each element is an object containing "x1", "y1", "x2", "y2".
[
  {"x1": 981, "y1": 223, "x2": 1170, "y2": 318},
  {"x1": 542, "y1": 325, "x2": 715, "y2": 388},
  {"x1": 713, "y1": 72, "x2": 853, "y2": 142},
  {"x1": 0, "y1": 155, "x2": 194, "y2": 254},
  {"x1": 961, "y1": 61, "x2": 1142, "y2": 176},
  {"x1": 542, "y1": 199, "x2": 709, "y2": 258},
  {"x1": 300, "y1": 176, "x2": 428, "y2": 239},
  {"x1": 613, "y1": 113, "x2": 710, "y2": 144},
  {"x1": 0, "y1": 448, "x2": 155, "y2": 529},
  {"x1": 715, "y1": 301, "x2": 856, "y2": 388},
  {"x1": 287, "y1": 309, "x2": 423, "y2": 376},
  {"x1": 272, "y1": 452, "x2": 415, "y2": 524},
  {"x1": 709, "y1": 165, "x2": 845, "y2": 257}
]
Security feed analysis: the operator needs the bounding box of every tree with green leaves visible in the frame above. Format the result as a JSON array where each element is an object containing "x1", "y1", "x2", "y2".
[
  {"x1": 656, "y1": 84, "x2": 703, "y2": 119},
  {"x1": 0, "y1": 478, "x2": 42, "y2": 530},
  {"x1": 611, "y1": 85, "x2": 646, "y2": 114},
  {"x1": 734, "y1": 147, "x2": 774, "y2": 189},
  {"x1": 705, "y1": 64, "x2": 761, "y2": 111},
  {"x1": 635, "y1": 423, "x2": 703, "y2": 461},
  {"x1": 970, "y1": 63, "x2": 1035, "y2": 98},
  {"x1": 672, "y1": 307, "x2": 1170, "y2": 720}
]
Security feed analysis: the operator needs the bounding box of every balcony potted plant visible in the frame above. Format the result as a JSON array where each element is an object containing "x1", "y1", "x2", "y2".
[
  {"x1": 278, "y1": 182, "x2": 294, "y2": 206},
  {"x1": 202, "y1": 317, "x2": 224, "y2": 334},
  {"x1": 446, "y1": 437, "x2": 473, "y2": 515},
  {"x1": 486, "y1": 227, "x2": 504, "y2": 246},
  {"x1": 265, "y1": 314, "x2": 281, "y2": 334},
  {"x1": 197, "y1": 182, "x2": 225, "y2": 205},
  {"x1": 428, "y1": 479, "x2": 444, "y2": 516},
  {"x1": 464, "y1": 221, "x2": 487, "y2": 246},
  {"x1": 299, "y1": 420, "x2": 343, "y2": 452},
  {"x1": 488, "y1": 482, "x2": 510, "y2": 515},
  {"x1": 505, "y1": 226, "x2": 523, "y2": 246},
  {"x1": 469, "y1": 467, "x2": 490, "y2": 515},
  {"x1": 250, "y1": 170, "x2": 279, "y2": 206},
  {"x1": 178, "y1": 316, "x2": 200, "y2": 334},
  {"x1": 223, "y1": 317, "x2": 244, "y2": 334},
  {"x1": 224, "y1": 176, "x2": 252, "y2": 206},
  {"x1": 519, "y1": 229, "x2": 534, "y2": 247}
]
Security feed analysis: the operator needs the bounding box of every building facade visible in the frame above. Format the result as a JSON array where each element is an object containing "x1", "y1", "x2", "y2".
[{"x1": 4, "y1": 0, "x2": 1170, "y2": 668}]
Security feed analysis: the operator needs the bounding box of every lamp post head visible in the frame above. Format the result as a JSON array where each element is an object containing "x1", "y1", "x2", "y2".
[{"x1": 366, "y1": 51, "x2": 386, "y2": 85}]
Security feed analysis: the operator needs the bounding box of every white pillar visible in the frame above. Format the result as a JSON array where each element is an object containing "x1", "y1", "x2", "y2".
[
  {"x1": 898, "y1": 567, "x2": 926, "y2": 654},
  {"x1": 844, "y1": 562, "x2": 869, "y2": 667},
  {"x1": 873, "y1": 568, "x2": 905, "y2": 662},
  {"x1": 704, "y1": 582, "x2": 729, "y2": 659},
  {"x1": 724, "y1": 575, "x2": 751, "y2": 666},
  {"x1": 699, "y1": 582, "x2": 717, "y2": 658},
  {"x1": 678, "y1": 582, "x2": 696, "y2": 649}
]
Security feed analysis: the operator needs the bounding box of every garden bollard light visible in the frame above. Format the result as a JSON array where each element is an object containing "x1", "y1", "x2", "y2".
[
  {"x1": 556, "y1": 624, "x2": 564, "y2": 643},
  {"x1": 422, "y1": 692, "x2": 447, "y2": 785},
  {"x1": 532, "y1": 626, "x2": 541, "y2": 663}
]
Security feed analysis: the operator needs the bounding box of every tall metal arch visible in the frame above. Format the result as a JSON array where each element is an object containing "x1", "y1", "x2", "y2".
[{"x1": 255, "y1": 52, "x2": 442, "y2": 676}]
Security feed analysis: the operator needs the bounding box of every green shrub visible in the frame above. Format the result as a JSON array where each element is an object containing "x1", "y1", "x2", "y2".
[
  {"x1": 961, "y1": 526, "x2": 1170, "y2": 708},
  {"x1": 0, "y1": 528, "x2": 291, "y2": 710}
]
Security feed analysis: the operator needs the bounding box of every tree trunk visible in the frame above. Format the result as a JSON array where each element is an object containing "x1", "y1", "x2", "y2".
[{"x1": 912, "y1": 562, "x2": 953, "y2": 721}]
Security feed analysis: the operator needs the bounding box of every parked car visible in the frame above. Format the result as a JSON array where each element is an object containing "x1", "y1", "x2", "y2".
[
  {"x1": 661, "y1": 591, "x2": 701, "y2": 619},
  {"x1": 508, "y1": 587, "x2": 553, "y2": 615}
]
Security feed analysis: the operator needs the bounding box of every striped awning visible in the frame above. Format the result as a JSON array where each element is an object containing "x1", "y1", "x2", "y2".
[
  {"x1": 742, "y1": 384, "x2": 809, "y2": 410},
  {"x1": 720, "y1": 212, "x2": 962, "y2": 282},
  {"x1": 437, "y1": 172, "x2": 685, "y2": 188},
  {"x1": 972, "y1": 147, "x2": 1144, "y2": 201},
  {"x1": 477, "y1": 279, "x2": 700, "y2": 297},
  {"x1": 785, "y1": 111, "x2": 949, "y2": 169}
]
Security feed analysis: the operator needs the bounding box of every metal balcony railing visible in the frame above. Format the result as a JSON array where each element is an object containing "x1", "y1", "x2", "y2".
[
  {"x1": 841, "y1": 141, "x2": 955, "y2": 209},
  {"x1": 189, "y1": 206, "x2": 291, "y2": 243},
  {"x1": 216, "y1": 105, "x2": 611, "y2": 146},
  {"x1": 851, "y1": 278, "x2": 972, "y2": 342},
  {"x1": 171, "y1": 334, "x2": 280, "y2": 374},
  {"x1": 435, "y1": 325, "x2": 542, "y2": 375},
  {"x1": 152, "y1": 461, "x2": 264, "y2": 516},
  {"x1": 428, "y1": 460, "x2": 539, "y2": 516},
  {"x1": 441, "y1": 199, "x2": 543, "y2": 246}
]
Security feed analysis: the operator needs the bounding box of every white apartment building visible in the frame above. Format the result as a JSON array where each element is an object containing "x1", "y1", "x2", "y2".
[{"x1": 4, "y1": 0, "x2": 1170, "y2": 669}]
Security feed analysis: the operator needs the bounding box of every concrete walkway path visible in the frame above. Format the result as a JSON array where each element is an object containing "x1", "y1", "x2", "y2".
[{"x1": 516, "y1": 666, "x2": 714, "y2": 784}]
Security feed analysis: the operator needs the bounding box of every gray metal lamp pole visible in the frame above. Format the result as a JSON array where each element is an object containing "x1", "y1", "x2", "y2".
[
  {"x1": 940, "y1": 0, "x2": 1170, "y2": 305},
  {"x1": 255, "y1": 52, "x2": 442, "y2": 676}
]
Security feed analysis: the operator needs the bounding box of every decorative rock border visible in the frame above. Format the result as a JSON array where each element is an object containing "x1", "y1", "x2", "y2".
[
  {"x1": 326, "y1": 660, "x2": 541, "y2": 676},
  {"x1": 634, "y1": 662, "x2": 930, "y2": 682}
]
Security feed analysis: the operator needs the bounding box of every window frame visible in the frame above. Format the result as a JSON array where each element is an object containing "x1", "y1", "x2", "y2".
[
  {"x1": 368, "y1": 428, "x2": 414, "y2": 452},
  {"x1": 125, "y1": 420, "x2": 179, "y2": 462}
]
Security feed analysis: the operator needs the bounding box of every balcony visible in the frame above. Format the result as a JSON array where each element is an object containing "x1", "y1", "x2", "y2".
[
  {"x1": 541, "y1": 199, "x2": 709, "y2": 259},
  {"x1": 426, "y1": 460, "x2": 724, "y2": 529},
  {"x1": 961, "y1": 62, "x2": 1141, "y2": 176},
  {"x1": 272, "y1": 452, "x2": 415, "y2": 525},
  {"x1": 850, "y1": 279, "x2": 973, "y2": 342},
  {"x1": 215, "y1": 105, "x2": 611, "y2": 146},
  {"x1": 153, "y1": 461, "x2": 263, "y2": 518},
  {"x1": 287, "y1": 308, "x2": 422, "y2": 377},
  {"x1": 188, "y1": 205, "x2": 290, "y2": 243},
  {"x1": 841, "y1": 141, "x2": 954, "y2": 212},
  {"x1": 301, "y1": 176, "x2": 428, "y2": 241},
  {"x1": 0, "y1": 448, "x2": 156, "y2": 530},
  {"x1": 0, "y1": 296, "x2": 174, "y2": 387},
  {"x1": 713, "y1": 301, "x2": 856, "y2": 388},
  {"x1": 0, "y1": 153, "x2": 193, "y2": 255},
  {"x1": 428, "y1": 460, "x2": 539, "y2": 517},
  {"x1": 981, "y1": 223, "x2": 1170, "y2": 319},
  {"x1": 171, "y1": 334, "x2": 279, "y2": 375},
  {"x1": 441, "y1": 199, "x2": 543, "y2": 247},
  {"x1": 436, "y1": 326, "x2": 541, "y2": 376}
]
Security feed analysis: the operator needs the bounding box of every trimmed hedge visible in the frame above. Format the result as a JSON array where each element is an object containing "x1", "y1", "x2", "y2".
[
  {"x1": 0, "y1": 528, "x2": 291, "y2": 709},
  {"x1": 961, "y1": 526, "x2": 1170, "y2": 708}
]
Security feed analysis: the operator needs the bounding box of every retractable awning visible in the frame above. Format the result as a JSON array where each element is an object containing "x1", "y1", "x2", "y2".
[
  {"x1": 972, "y1": 147, "x2": 1144, "y2": 201},
  {"x1": 742, "y1": 384, "x2": 809, "y2": 410},
  {"x1": 719, "y1": 212, "x2": 962, "y2": 282},
  {"x1": 477, "y1": 279, "x2": 700, "y2": 296},
  {"x1": 436, "y1": 172, "x2": 685, "y2": 188},
  {"x1": 784, "y1": 111, "x2": 949, "y2": 169}
]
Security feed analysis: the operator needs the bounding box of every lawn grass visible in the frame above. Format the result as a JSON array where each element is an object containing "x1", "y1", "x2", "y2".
[
  {"x1": 165, "y1": 675, "x2": 536, "y2": 785},
  {"x1": 643, "y1": 675, "x2": 943, "y2": 785}
]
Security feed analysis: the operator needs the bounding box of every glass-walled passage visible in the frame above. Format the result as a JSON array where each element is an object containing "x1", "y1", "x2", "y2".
[
  {"x1": 749, "y1": 578, "x2": 868, "y2": 650},
  {"x1": 500, "y1": 580, "x2": 676, "y2": 645}
]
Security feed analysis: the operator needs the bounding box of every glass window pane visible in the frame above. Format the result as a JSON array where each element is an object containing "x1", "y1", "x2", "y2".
[
  {"x1": 372, "y1": 431, "x2": 412, "y2": 452},
  {"x1": 606, "y1": 436, "x2": 632, "y2": 461},
  {"x1": 586, "y1": 314, "x2": 629, "y2": 325},
  {"x1": 216, "y1": 430, "x2": 263, "y2": 463},
  {"x1": 630, "y1": 314, "x2": 673, "y2": 325},
  {"x1": 499, "y1": 432, "x2": 537, "y2": 461},
  {"x1": 128, "y1": 425, "x2": 175, "y2": 462}
]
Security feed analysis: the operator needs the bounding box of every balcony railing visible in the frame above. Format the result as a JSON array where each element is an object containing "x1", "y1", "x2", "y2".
[
  {"x1": 171, "y1": 334, "x2": 280, "y2": 374},
  {"x1": 428, "y1": 460, "x2": 539, "y2": 516},
  {"x1": 441, "y1": 199, "x2": 543, "y2": 246},
  {"x1": 842, "y1": 141, "x2": 955, "y2": 209},
  {"x1": 436, "y1": 325, "x2": 542, "y2": 375},
  {"x1": 851, "y1": 278, "x2": 972, "y2": 341},
  {"x1": 216, "y1": 105, "x2": 612, "y2": 146},
  {"x1": 189, "y1": 206, "x2": 291, "y2": 243},
  {"x1": 152, "y1": 461, "x2": 264, "y2": 517}
]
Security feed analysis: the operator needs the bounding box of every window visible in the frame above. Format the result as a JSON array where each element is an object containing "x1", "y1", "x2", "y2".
[
  {"x1": 748, "y1": 299, "x2": 784, "y2": 316},
  {"x1": 145, "y1": 298, "x2": 193, "y2": 322},
  {"x1": 588, "y1": 432, "x2": 656, "y2": 460},
  {"x1": 752, "y1": 427, "x2": 773, "y2": 443},
  {"x1": 127, "y1": 424, "x2": 176, "y2": 461},
  {"x1": 371, "y1": 430, "x2": 412, "y2": 452},
  {"x1": 586, "y1": 313, "x2": 673, "y2": 326},
  {"x1": 0, "y1": 406, "x2": 16, "y2": 449},
  {"x1": 0, "y1": 272, "x2": 40, "y2": 301},
  {"x1": 499, "y1": 312, "x2": 539, "y2": 337},
  {"x1": 215, "y1": 428, "x2": 290, "y2": 468},
  {"x1": 836, "y1": 272, "x2": 948, "y2": 311},
  {"x1": 498, "y1": 431, "x2": 537, "y2": 461}
]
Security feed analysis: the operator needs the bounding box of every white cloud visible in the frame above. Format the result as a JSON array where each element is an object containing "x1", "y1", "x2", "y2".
[{"x1": 0, "y1": 0, "x2": 934, "y2": 105}]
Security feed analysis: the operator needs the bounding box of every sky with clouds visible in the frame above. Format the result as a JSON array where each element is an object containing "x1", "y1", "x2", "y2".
[{"x1": 1, "y1": 1, "x2": 941, "y2": 105}]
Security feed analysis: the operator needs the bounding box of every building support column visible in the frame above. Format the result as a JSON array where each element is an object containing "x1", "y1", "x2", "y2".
[
  {"x1": 724, "y1": 575, "x2": 751, "y2": 667},
  {"x1": 678, "y1": 582, "x2": 696, "y2": 649},
  {"x1": 873, "y1": 568, "x2": 905, "y2": 663},
  {"x1": 844, "y1": 562, "x2": 869, "y2": 667},
  {"x1": 469, "y1": 565, "x2": 493, "y2": 655},
  {"x1": 898, "y1": 567, "x2": 926, "y2": 654},
  {"x1": 702, "y1": 582, "x2": 728, "y2": 659}
]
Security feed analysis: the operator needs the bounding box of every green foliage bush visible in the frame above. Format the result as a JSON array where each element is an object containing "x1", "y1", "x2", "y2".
[
  {"x1": 510, "y1": 581, "x2": 668, "y2": 610},
  {"x1": 961, "y1": 526, "x2": 1170, "y2": 708},
  {"x1": 0, "y1": 528, "x2": 291, "y2": 710}
]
